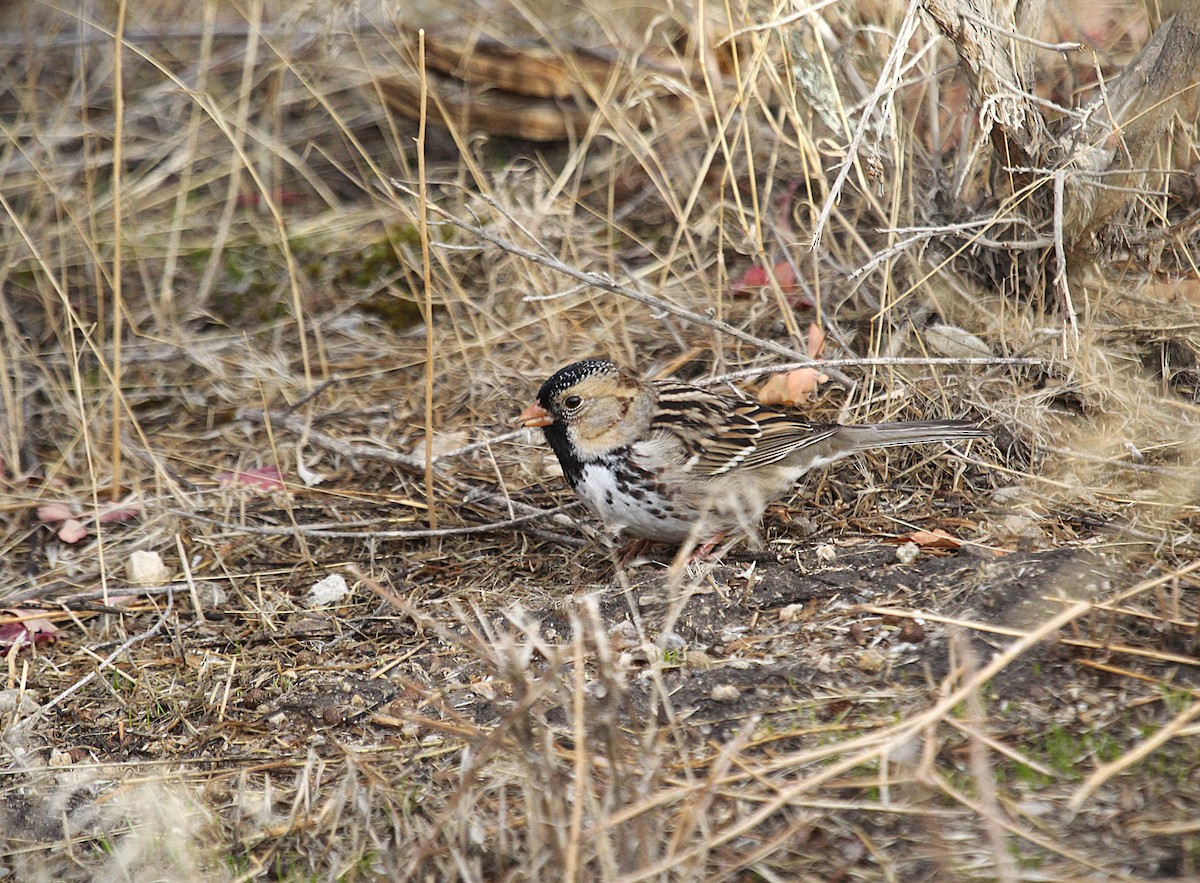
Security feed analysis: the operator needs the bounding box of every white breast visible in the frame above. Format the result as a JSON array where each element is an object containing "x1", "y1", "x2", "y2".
[{"x1": 573, "y1": 463, "x2": 695, "y2": 542}]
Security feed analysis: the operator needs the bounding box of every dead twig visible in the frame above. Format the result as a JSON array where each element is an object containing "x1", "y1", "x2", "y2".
[
  {"x1": 10, "y1": 588, "x2": 174, "y2": 735},
  {"x1": 388, "y1": 180, "x2": 858, "y2": 385},
  {"x1": 168, "y1": 504, "x2": 585, "y2": 542}
]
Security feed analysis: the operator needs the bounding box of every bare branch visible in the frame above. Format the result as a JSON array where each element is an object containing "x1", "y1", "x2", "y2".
[
  {"x1": 919, "y1": 0, "x2": 1052, "y2": 180},
  {"x1": 1064, "y1": 6, "x2": 1200, "y2": 247}
]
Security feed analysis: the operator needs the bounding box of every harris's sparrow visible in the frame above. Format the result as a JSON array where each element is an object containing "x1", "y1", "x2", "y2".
[{"x1": 519, "y1": 359, "x2": 987, "y2": 545}]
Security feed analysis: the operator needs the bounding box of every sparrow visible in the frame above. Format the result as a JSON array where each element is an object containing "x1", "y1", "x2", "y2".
[{"x1": 519, "y1": 359, "x2": 987, "y2": 546}]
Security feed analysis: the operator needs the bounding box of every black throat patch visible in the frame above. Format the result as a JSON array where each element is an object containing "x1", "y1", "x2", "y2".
[{"x1": 542, "y1": 419, "x2": 586, "y2": 487}]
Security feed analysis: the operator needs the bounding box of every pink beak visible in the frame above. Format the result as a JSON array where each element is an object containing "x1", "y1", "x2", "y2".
[{"x1": 519, "y1": 402, "x2": 553, "y2": 428}]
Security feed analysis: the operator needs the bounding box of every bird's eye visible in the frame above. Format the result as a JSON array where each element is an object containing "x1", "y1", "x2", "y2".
[{"x1": 563, "y1": 395, "x2": 583, "y2": 410}]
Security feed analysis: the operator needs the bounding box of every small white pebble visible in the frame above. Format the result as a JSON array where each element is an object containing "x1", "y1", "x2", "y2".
[
  {"x1": 727, "y1": 659, "x2": 751, "y2": 671},
  {"x1": 608, "y1": 621, "x2": 639, "y2": 640},
  {"x1": 606, "y1": 621, "x2": 640, "y2": 651},
  {"x1": 658, "y1": 632, "x2": 687, "y2": 651},
  {"x1": 888, "y1": 735, "x2": 921, "y2": 764},
  {"x1": 0, "y1": 689, "x2": 40, "y2": 716},
  {"x1": 779, "y1": 603, "x2": 806, "y2": 623},
  {"x1": 815, "y1": 543, "x2": 837, "y2": 562},
  {"x1": 47, "y1": 749, "x2": 73, "y2": 768},
  {"x1": 296, "y1": 456, "x2": 327, "y2": 487},
  {"x1": 857, "y1": 649, "x2": 887, "y2": 673},
  {"x1": 127, "y1": 550, "x2": 168, "y2": 586},
  {"x1": 1014, "y1": 800, "x2": 1053, "y2": 817},
  {"x1": 308, "y1": 573, "x2": 350, "y2": 607},
  {"x1": 895, "y1": 542, "x2": 920, "y2": 565},
  {"x1": 711, "y1": 684, "x2": 740, "y2": 702},
  {"x1": 991, "y1": 485, "x2": 1025, "y2": 505},
  {"x1": 469, "y1": 820, "x2": 486, "y2": 847}
]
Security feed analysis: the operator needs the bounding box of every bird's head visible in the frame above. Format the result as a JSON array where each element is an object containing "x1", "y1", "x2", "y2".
[{"x1": 520, "y1": 359, "x2": 654, "y2": 460}]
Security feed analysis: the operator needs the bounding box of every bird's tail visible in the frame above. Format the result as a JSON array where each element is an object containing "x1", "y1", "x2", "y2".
[{"x1": 836, "y1": 420, "x2": 988, "y2": 452}]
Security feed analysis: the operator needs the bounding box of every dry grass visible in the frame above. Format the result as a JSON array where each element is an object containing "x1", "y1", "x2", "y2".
[{"x1": 1, "y1": 0, "x2": 1199, "y2": 879}]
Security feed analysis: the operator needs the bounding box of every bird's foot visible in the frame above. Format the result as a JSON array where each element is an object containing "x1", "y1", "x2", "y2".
[
  {"x1": 616, "y1": 538, "x2": 657, "y2": 567},
  {"x1": 690, "y1": 532, "x2": 728, "y2": 560}
]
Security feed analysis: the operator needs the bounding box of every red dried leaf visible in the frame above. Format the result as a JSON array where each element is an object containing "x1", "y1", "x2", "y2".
[
  {"x1": 220, "y1": 465, "x2": 285, "y2": 490},
  {"x1": 772, "y1": 260, "x2": 797, "y2": 292},
  {"x1": 38, "y1": 497, "x2": 141, "y2": 532},
  {"x1": 730, "y1": 264, "x2": 770, "y2": 294},
  {"x1": 0, "y1": 608, "x2": 59, "y2": 650},
  {"x1": 58, "y1": 519, "x2": 90, "y2": 544},
  {"x1": 98, "y1": 504, "x2": 141, "y2": 524},
  {"x1": 730, "y1": 260, "x2": 799, "y2": 296},
  {"x1": 37, "y1": 503, "x2": 76, "y2": 524}
]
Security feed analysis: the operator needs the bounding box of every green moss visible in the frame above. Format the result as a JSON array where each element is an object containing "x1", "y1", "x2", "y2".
[
  {"x1": 331, "y1": 226, "x2": 427, "y2": 330},
  {"x1": 334, "y1": 225, "x2": 420, "y2": 288},
  {"x1": 198, "y1": 242, "x2": 289, "y2": 324},
  {"x1": 171, "y1": 224, "x2": 432, "y2": 329},
  {"x1": 359, "y1": 293, "x2": 424, "y2": 330},
  {"x1": 1160, "y1": 686, "x2": 1192, "y2": 715},
  {"x1": 1037, "y1": 723, "x2": 1123, "y2": 779},
  {"x1": 1006, "y1": 759, "x2": 1053, "y2": 787},
  {"x1": 1014, "y1": 840, "x2": 1047, "y2": 870}
]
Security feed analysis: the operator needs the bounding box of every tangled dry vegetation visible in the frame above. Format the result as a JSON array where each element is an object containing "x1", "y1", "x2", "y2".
[{"x1": 1, "y1": 0, "x2": 1199, "y2": 879}]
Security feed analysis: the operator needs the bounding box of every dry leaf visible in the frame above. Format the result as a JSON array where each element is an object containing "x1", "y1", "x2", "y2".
[
  {"x1": 1139, "y1": 278, "x2": 1200, "y2": 304},
  {"x1": 806, "y1": 322, "x2": 826, "y2": 359},
  {"x1": 758, "y1": 324, "x2": 830, "y2": 405},
  {"x1": 758, "y1": 369, "x2": 826, "y2": 404},
  {"x1": 57, "y1": 520, "x2": 89, "y2": 544},
  {"x1": 37, "y1": 503, "x2": 75, "y2": 524},
  {"x1": 220, "y1": 465, "x2": 285, "y2": 490},
  {"x1": 923, "y1": 324, "x2": 991, "y2": 359},
  {"x1": 0, "y1": 608, "x2": 59, "y2": 650},
  {"x1": 99, "y1": 504, "x2": 141, "y2": 524},
  {"x1": 730, "y1": 260, "x2": 797, "y2": 296},
  {"x1": 907, "y1": 529, "x2": 964, "y2": 549}
]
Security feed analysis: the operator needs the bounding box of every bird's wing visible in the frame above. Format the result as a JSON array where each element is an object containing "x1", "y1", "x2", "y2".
[{"x1": 650, "y1": 381, "x2": 840, "y2": 476}]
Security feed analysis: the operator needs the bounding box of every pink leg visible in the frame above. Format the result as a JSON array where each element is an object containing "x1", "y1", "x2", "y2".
[
  {"x1": 691, "y1": 532, "x2": 727, "y2": 560},
  {"x1": 616, "y1": 538, "x2": 656, "y2": 566}
]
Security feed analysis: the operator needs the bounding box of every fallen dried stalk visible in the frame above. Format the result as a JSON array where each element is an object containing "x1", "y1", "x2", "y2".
[
  {"x1": 11, "y1": 588, "x2": 174, "y2": 734},
  {"x1": 170, "y1": 504, "x2": 582, "y2": 541},
  {"x1": 1070, "y1": 696, "x2": 1200, "y2": 809},
  {"x1": 608, "y1": 599, "x2": 1093, "y2": 877}
]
